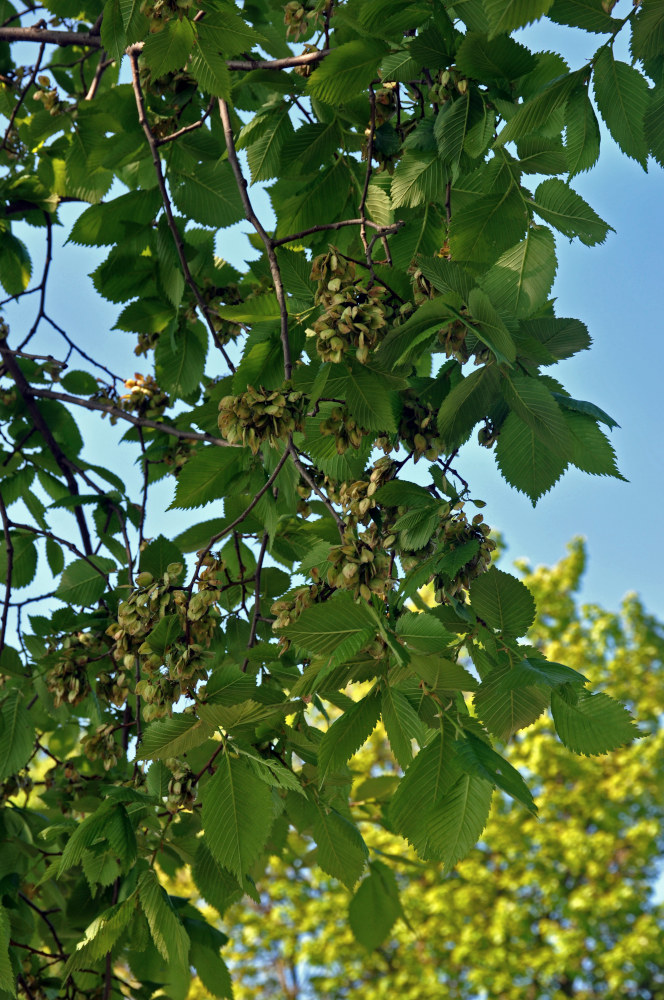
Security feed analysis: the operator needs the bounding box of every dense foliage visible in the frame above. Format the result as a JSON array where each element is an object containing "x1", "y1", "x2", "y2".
[
  {"x1": 209, "y1": 543, "x2": 664, "y2": 999},
  {"x1": 0, "y1": 0, "x2": 661, "y2": 996}
]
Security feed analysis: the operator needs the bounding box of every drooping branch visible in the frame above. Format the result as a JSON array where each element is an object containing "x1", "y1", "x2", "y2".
[
  {"x1": 218, "y1": 98, "x2": 292, "y2": 380},
  {"x1": 128, "y1": 48, "x2": 236, "y2": 374}
]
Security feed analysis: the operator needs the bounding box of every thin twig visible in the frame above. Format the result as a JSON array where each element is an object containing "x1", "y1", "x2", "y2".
[
  {"x1": 188, "y1": 446, "x2": 290, "y2": 592},
  {"x1": 84, "y1": 49, "x2": 110, "y2": 101},
  {"x1": 272, "y1": 218, "x2": 404, "y2": 248},
  {"x1": 359, "y1": 83, "x2": 377, "y2": 277},
  {"x1": 287, "y1": 442, "x2": 344, "y2": 538},
  {"x1": 1, "y1": 41, "x2": 44, "y2": 152},
  {"x1": 155, "y1": 97, "x2": 215, "y2": 146},
  {"x1": 241, "y1": 531, "x2": 269, "y2": 672},
  {"x1": 0, "y1": 490, "x2": 13, "y2": 655},
  {"x1": 128, "y1": 49, "x2": 236, "y2": 373},
  {"x1": 9, "y1": 521, "x2": 110, "y2": 579},
  {"x1": 27, "y1": 387, "x2": 233, "y2": 447},
  {"x1": 218, "y1": 98, "x2": 291, "y2": 379}
]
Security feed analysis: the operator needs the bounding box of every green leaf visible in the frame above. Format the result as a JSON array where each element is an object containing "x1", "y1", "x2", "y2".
[
  {"x1": 552, "y1": 392, "x2": 619, "y2": 429},
  {"x1": 563, "y1": 411, "x2": 624, "y2": 479},
  {"x1": 395, "y1": 611, "x2": 456, "y2": 651},
  {"x1": 307, "y1": 39, "x2": 386, "y2": 104},
  {"x1": 481, "y1": 227, "x2": 557, "y2": 319},
  {"x1": 530, "y1": 178, "x2": 611, "y2": 246},
  {"x1": 501, "y1": 372, "x2": 570, "y2": 451},
  {"x1": 0, "y1": 689, "x2": 34, "y2": 782},
  {"x1": 437, "y1": 364, "x2": 501, "y2": 447},
  {"x1": 192, "y1": 841, "x2": 243, "y2": 916},
  {"x1": 58, "y1": 802, "x2": 114, "y2": 876},
  {"x1": 390, "y1": 734, "x2": 455, "y2": 857},
  {"x1": 391, "y1": 151, "x2": 448, "y2": 209},
  {"x1": 138, "y1": 715, "x2": 214, "y2": 760},
  {"x1": 318, "y1": 690, "x2": 381, "y2": 781},
  {"x1": 434, "y1": 94, "x2": 472, "y2": 175},
  {"x1": 549, "y1": 0, "x2": 620, "y2": 33},
  {"x1": 377, "y1": 296, "x2": 454, "y2": 368},
  {"x1": 645, "y1": 87, "x2": 664, "y2": 167},
  {"x1": 190, "y1": 941, "x2": 233, "y2": 999},
  {"x1": 0, "y1": 533, "x2": 37, "y2": 589},
  {"x1": 170, "y1": 161, "x2": 244, "y2": 228},
  {"x1": 408, "y1": 653, "x2": 479, "y2": 692},
  {"x1": 449, "y1": 187, "x2": 528, "y2": 269},
  {"x1": 312, "y1": 803, "x2": 368, "y2": 888},
  {"x1": 496, "y1": 70, "x2": 584, "y2": 146},
  {"x1": 484, "y1": 0, "x2": 555, "y2": 37},
  {"x1": 426, "y1": 772, "x2": 494, "y2": 870},
  {"x1": 630, "y1": 0, "x2": 664, "y2": 61},
  {"x1": 474, "y1": 663, "x2": 550, "y2": 740},
  {"x1": 246, "y1": 103, "x2": 294, "y2": 184},
  {"x1": 138, "y1": 869, "x2": 190, "y2": 967},
  {"x1": 467, "y1": 288, "x2": 516, "y2": 366},
  {"x1": 201, "y1": 754, "x2": 273, "y2": 883},
  {"x1": 139, "y1": 535, "x2": 185, "y2": 579},
  {"x1": 456, "y1": 32, "x2": 537, "y2": 82},
  {"x1": 343, "y1": 361, "x2": 399, "y2": 432},
  {"x1": 455, "y1": 732, "x2": 537, "y2": 812},
  {"x1": 189, "y1": 29, "x2": 232, "y2": 98},
  {"x1": 155, "y1": 322, "x2": 207, "y2": 397},
  {"x1": 65, "y1": 899, "x2": 136, "y2": 973},
  {"x1": 0, "y1": 230, "x2": 32, "y2": 296},
  {"x1": 564, "y1": 86, "x2": 601, "y2": 176},
  {"x1": 169, "y1": 447, "x2": 245, "y2": 510},
  {"x1": 60, "y1": 369, "x2": 99, "y2": 395},
  {"x1": 143, "y1": 17, "x2": 195, "y2": 79},
  {"x1": 468, "y1": 567, "x2": 535, "y2": 636},
  {"x1": 100, "y1": 0, "x2": 126, "y2": 63},
  {"x1": 279, "y1": 592, "x2": 376, "y2": 658},
  {"x1": 0, "y1": 904, "x2": 15, "y2": 997},
  {"x1": 55, "y1": 556, "x2": 114, "y2": 606},
  {"x1": 381, "y1": 685, "x2": 426, "y2": 768},
  {"x1": 349, "y1": 861, "x2": 403, "y2": 951},
  {"x1": 495, "y1": 411, "x2": 568, "y2": 503},
  {"x1": 519, "y1": 316, "x2": 591, "y2": 361},
  {"x1": 196, "y1": 7, "x2": 267, "y2": 55},
  {"x1": 593, "y1": 48, "x2": 649, "y2": 168},
  {"x1": 551, "y1": 688, "x2": 639, "y2": 755}
]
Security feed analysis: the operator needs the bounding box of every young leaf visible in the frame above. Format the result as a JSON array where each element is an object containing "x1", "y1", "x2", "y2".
[{"x1": 530, "y1": 178, "x2": 611, "y2": 246}]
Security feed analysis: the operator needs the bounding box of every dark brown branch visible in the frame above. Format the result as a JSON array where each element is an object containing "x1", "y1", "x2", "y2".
[
  {"x1": 188, "y1": 446, "x2": 290, "y2": 592},
  {"x1": 0, "y1": 336, "x2": 93, "y2": 555},
  {"x1": 272, "y1": 218, "x2": 404, "y2": 248},
  {"x1": 27, "y1": 387, "x2": 233, "y2": 447},
  {"x1": 85, "y1": 50, "x2": 111, "y2": 101},
  {"x1": 128, "y1": 49, "x2": 236, "y2": 373},
  {"x1": 226, "y1": 49, "x2": 329, "y2": 71},
  {"x1": 18, "y1": 893, "x2": 65, "y2": 958},
  {"x1": 0, "y1": 490, "x2": 13, "y2": 655},
  {"x1": 8, "y1": 521, "x2": 109, "y2": 578},
  {"x1": 14, "y1": 212, "x2": 53, "y2": 354},
  {"x1": 218, "y1": 98, "x2": 291, "y2": 379}
]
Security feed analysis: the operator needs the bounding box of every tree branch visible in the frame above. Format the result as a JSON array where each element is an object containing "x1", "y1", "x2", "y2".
[
  {"x1": 1, "y1": 41, "x2": 44, "y2": 152},
  {"x1": 241, "y1": 530, "x2": 269, "y2": 672},
  {"x1": 128, "y1": 48, "x2": 236, "y2": 374},
  {"x1": 218, "y1": 98, "x2": 291, "y2": 380},
  {"x1": 272, "y1": 218, "x2": 404, "y2": 248},
  {"x1": 27, "y1": 387, "x2": 233, "y2": 447},
  {"x1": 0, "y1": 335, "x2": 93, "y2": 555},
  {"x1": 0, "y1": 490, "x2": 13, "y2": 655}
]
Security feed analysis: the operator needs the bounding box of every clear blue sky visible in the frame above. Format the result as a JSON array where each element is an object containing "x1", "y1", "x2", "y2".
[{"x1": 4, "y1": 15, "x2": 664, "y2": 622}]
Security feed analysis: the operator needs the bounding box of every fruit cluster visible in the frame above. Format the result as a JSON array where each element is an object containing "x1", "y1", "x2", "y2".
[
  {"x1": 120, "y1": 373, "x2": 169, "y2": 419},
  {"x1": 327, "y1": 525, "x2": 392, "y2": 601},
  {"x1": 106, "y1": 563, "x2": 220, "y2": 721},
  {"x1": 307, "y1": 251, "x2": 394, "y2": 364},
  {"x1": 218, "y1": 385, "x2": 305, "y2": 453},
  {"x1": 82, "y1": 724, "x2": 120, "y2": 771},
  {"x1": 283, "y1": 0, "x2": 319, "y2": 39},
  {"x1": 337, "y1": 457, "x2": 395, "y2": 524},
  {"x1": 377, "y1": 395, "x2": 446, "y2": 463},
  {"x1": 164, "y1": 760, "x2": 198, "y2": 812},
  {"x1": 432, "y1": 509, "x2": 496, "y2": 602},
  {"x1": 271, "y1": 582, "x2": 332, "y2": 651},
  {"x1": 319, "y1": 405, "x2": 368, "y2": 453},
  {"x1": 45, "y1": 631, "x2": 106, "y2": 708}
]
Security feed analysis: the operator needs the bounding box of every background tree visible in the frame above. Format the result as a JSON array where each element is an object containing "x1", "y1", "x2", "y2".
[{"x1": 0, "y1": 0, "x2": 662, "y2": 997}]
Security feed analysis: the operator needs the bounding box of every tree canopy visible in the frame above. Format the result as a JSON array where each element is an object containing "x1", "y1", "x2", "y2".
[{"x1": 0, "y1": 0, "x2": 662, "y2": 997}]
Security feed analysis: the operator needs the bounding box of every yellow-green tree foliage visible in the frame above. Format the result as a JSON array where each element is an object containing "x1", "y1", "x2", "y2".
[{"x1": 214, "y1": 541, "x2": 664, "y2": 1000}]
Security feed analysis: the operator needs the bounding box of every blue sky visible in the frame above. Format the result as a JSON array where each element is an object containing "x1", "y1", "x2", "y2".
[{"x1": 4, "y1": 12, "x2": 664, "y2": 622}]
